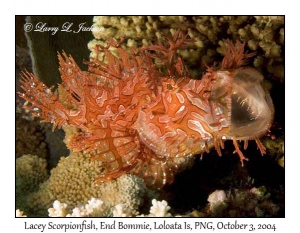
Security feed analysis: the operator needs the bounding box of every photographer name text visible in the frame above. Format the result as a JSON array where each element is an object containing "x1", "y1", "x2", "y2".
[{"x1": 23, "y1": 22, "x2": 99, "y2": 35}]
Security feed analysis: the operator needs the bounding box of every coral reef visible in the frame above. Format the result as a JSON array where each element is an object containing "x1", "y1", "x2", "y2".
[
  {"x1": 18, "y1": 198, "x2": 172, "y2": 217},
  {"x1": 16, "y1": 155, "x2": 49, "y2": 211},
  {"x1": 262, "y1": 136, "x2": 284, "y2": 167},
  {"x1": 89, "y1": 16, "x2": 284, "y2": 81},
  {"x1": 48, "y1": 200, "x2": 69, "y2": 217},
  {"x1": 147, "y1": 199, "x2": 172, "y2": 217},
  {"x1": 16, "y1": 153, "x2": 283, "y2": 217},
  {"x1": 16, "y1": 113, "x2": 47, "y2": 159},
  {"x1": 48, "y1": 198, "x2": 108, "y2": 217},
  {"x1": 113, "y1": 204, "x2": 133, "y2": 217},
  {"x1": 17, "y1": 151, "x2": 150, "y2": 217},
  {"x1": 206, "y1": 187, "x2": 280, "y2": 217},
  {"x1": 16, "y1": 16, "x2": 284, "y2": 217},
  {"x1": 16, "y1": 209, "x2": 27, "y2": 217},
  {"x1": 207, "y1": 189, "x2": 227, "y2": 204},
  {"x1": 18, "y1": 187, "x2": 279, "y2": 217}
]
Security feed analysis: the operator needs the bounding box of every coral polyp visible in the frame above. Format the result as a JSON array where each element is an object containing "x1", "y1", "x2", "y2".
[{"x1": 18, "y1": 31, "x2": 274, "y2": 188}]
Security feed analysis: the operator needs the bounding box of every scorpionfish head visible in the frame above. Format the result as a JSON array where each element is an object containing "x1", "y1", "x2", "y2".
[{"x1": 210, "y1": 67, "x2": 274, "y2": 140}]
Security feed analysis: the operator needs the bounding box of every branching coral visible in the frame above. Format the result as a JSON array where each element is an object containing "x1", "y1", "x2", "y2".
[
  {"x1": 113, "y1": 204, "x2": 132, "y2": 217},
  {"x1": 89, "y1": 16, "x2": 284, "y2": 81},
  {"x1": 17, "y1": 187, "x2": 280, "y2": 217},
  {"x1": 48, "y1": 200, "x2": 69, "y2": 217},
  {"x1": 48, "y1": 198, "x2": 108, "y2": 217},
  {"x1": 17, "y1": 198, "x2": 172, "y2": 217},
  {"x1": 16, "y1": 209, "x2": 27, "y2": 217},
  {"x1": 148, "y1": 199, "x2": 172, "y2": 217}
]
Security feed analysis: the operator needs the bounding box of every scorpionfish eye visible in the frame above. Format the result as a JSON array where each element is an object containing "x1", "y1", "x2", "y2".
[{"x1": 211, "y1": 67, "x2": 274, "y2": 140}]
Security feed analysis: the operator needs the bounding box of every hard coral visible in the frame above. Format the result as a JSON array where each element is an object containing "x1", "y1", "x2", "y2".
[
  {"x1": 24, "y1": 198, "x2": 172, "y2": 217},
  {"x1": 22, "y1": 151, "x2": 147, "y2": 216},
  {"x1": 90, "y1": 16, "x2": 284, "y2": 81},
  {"x1": 16, "y1": 155, "x2": 48, "y2": 212},
  {"x1": 148, "y1": 199, "x2": 172, "y2": 217},
  {"x1": 206, "y1": 187, "x2": 280, "y2": 217},
  {"x1": 16, "y1": 113, "x2": 47, "y2": 158},
  {"x1": 16, "y1": 209, "x2": 27, "y2": 217},
  {"x1": 48, "y1": 200, "x2": 68, "y2": 217}
]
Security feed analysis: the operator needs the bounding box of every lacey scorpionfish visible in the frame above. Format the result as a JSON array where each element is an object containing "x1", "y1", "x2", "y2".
[{"x1": 18, "y1": 31, "x2": 274, "y2": 188}]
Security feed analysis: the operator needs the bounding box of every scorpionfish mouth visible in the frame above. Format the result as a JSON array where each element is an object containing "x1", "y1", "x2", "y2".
[{"x1": 212, "y1": 67, "x2": 274, "y2": 140}]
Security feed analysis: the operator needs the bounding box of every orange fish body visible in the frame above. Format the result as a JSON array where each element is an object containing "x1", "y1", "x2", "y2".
[{"x1": 18, "y1": 32, "x2": 274, "y2": 188}]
